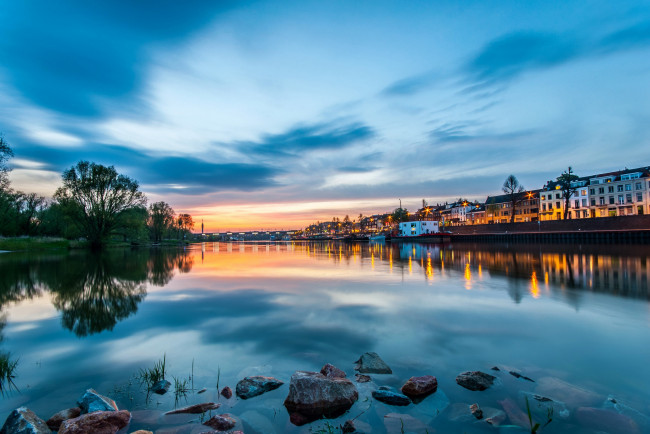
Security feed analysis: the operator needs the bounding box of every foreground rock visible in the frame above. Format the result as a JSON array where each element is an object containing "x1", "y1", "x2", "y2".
[
  {"x1": 456, "y1": 371, "x2": 496, "y2": 391},
  {"x1": 354, "y1": 352, "x2": 392, "y2": 374},
  {"x1": 0, "y1": 407, "x2": 51, "y2": 434},
  {"x1": 321, "y1": 363, "x2": 346, "y2": 378},
  {"x1": 203, "y1": 414, "x2": 237, "y2": 431},
  {"x1": 164, "y1": 403, "x2": 220, "y2": 415},
  {"x1": 151, "y1": 379, "x2": 171, "y2": 395},
  {"x1": 401, "y1": 375, "x2": 437, "y2": 399},
  {"x1": 236, "y1": 376, "x2": 284, "y2": 399},
  {"x1": 46, "y1": 407, "x2": 82, "y2": 431},
  {"x1": 372, "y1": 387, "x2": 411, "y2": 406},
  {"x1": 283, "y1": 368, "x2": 359, "y2": 425},
  {"x1": 220, "y1": 386, "x2": 233, "y2": 399},
  {"x1": 59, "y1": 410, "x2": 130, "y2": 434},
  {"x1": 470, "y1": 403, "x2": 483, "y2": 419},
  {"x1": 77, "y1": 389, "x2": 118, "y2": 413}
]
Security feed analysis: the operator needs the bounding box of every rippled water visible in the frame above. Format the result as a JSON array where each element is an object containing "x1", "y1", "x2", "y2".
[{"x1": 0, "y1": 241, "x2": 649, "y2": 433}]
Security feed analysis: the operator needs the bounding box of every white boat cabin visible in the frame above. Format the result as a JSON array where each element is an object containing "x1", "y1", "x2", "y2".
[{"x1": 398, "y1": 220, "x2": 440, "y2": 236}]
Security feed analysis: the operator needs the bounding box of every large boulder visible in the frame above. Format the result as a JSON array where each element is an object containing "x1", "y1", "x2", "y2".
[
  {"x1": 401, "y1": 375, "x2": 437, "y2": 398},
  {"x1": 456, "y1": 371, "x2": 495, "y2": 391},
  {"x1": 46, "y1": 407, "x2": 82, "y2": 431},
  {"x1": 284, "y1": 370, "x2": 359, "y2": 425},
  {"x1": 58, "y1": 410, "x2": 130, "y2": 434},
  {"x1": 354, "y1": 352, "x2": 392, "y2": 374},
  {"x1": 164, "y1": 403, "x2": 220, "y2": 415},
  {"x1": 235, "y1": 376, "x2": 284, "y2": 399},
  {"x1": 203, "y1": 414, "x2": 236, "y2": 431},
  {"x1": 77, "y1": 389, "x2": 118, "y2": 413},
  {"x1": 0, "y1": 407, "x2": 51, "y2": 434},
  {"x1": 372, "y1": 387, "x2": 411, "y2": 406}
]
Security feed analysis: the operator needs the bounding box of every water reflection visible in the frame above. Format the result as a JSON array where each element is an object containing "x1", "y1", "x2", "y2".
[
  {"x1": 293, "y1": 241, "x2": 650, "y2": 300},
  {"x1": 0, "y1": 249, "x2": 193, "y2": 337}
]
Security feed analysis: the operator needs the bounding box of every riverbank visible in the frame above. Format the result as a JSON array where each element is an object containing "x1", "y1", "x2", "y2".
[{"x1": 0, "y1": 237, "x2": 194, "y2": 252}]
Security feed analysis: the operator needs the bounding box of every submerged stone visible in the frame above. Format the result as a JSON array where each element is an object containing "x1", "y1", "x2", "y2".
[
  {"x1": 77, "y1": 389, "x2": 118, "y2": 413},
  {"x1": 220, "y1": 386, "x2": 233, "y2": 399},
  {"x1": 509, "y1": 371, "x2": 534, "y2": 382},
  {"x1": 372, "y1": 387, "x2": 411, "y2": 406},
  {"x1": 470, "y1": 403, "x2": 483, "y2": 419},
  {"x1": 164, "y1": 403, "x2": 221, "y2": 415},
  {"x1": 354, "y1": 352, "x2": 392, "y2": 374},
  {"x1": 576, "y1": 407, "x2": 640, "y2": 434},
  {"x1": 236, "y1": 376, "x2": 284, "y2": 399},
  {"x1": 456, "y1": 371, "x2": 496, "y2": 391},
  {"x1": 151, "y1": 379, "x2": 171, "y2": 395},
  {"x1": 284, "y1": 370, "x2": 359, "y2": 425},
  {"x1": 354, "y1": 374, "x2": 371, "y2": 383},
  {"x1": 0, "y1": 407, "x2": 51, "y2": 434}
]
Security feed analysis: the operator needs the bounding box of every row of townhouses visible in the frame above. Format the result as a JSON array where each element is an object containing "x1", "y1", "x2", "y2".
[
  {"x1": 304, "y1": 166, "x2": 650, "y2": 234},
  {"x1": 462, "y1": 166, "x2": 650, "y2": 225}
]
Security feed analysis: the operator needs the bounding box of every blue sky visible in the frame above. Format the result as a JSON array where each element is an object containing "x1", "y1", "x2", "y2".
[{"x1": 1, "y1": 0, "x2": 650, "y2": 230}]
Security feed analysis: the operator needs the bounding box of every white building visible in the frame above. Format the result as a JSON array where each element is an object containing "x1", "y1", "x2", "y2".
[{"x1": 398, "y1": 220, "x2": 440, "y2": 236}]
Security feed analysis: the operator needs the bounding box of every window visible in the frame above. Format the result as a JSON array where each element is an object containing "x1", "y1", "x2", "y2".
[
  {"x1": 608, "y1": 186, "x2": 614, "y2": 193},
  {"x1": 599, "y1": 197, "x2": 605, "y2": 205},
  {"x1": 637, "y1": 193, "x2": 643, "y2": 202},
  {"x1": 625, "y1": 184, "x2": 632, "y2": 191},
  {"x1": 591, "y1": 198, "x2": 596, "y2": 206},
  {"x1": 589, "y1": 188, "x2": 595, "y2": 195},
  {"x1": 556, "y1": 201, "x2": 561, "y2": 208},
  {"x1": 592, "y1": 180, "x2": 600, "y2": 184},
  {"x1": 582, "y1": 198, "x2": 587, "y2": 207},
  {"x1": 618, "y1": 195, "x2": 624, "y2": 204},
  {"x1": 574, "y1": 200, "x2": 580, "y2": 208},
  {"x1": 542, "y1": 204, "x2": 547, "y2": 211},
  {"x1": 598, "y1": 187, "x2": 605, "y2": 194},
  {"x1": 541, "y1": 195, "x2": 545, "y2": 200},
  {"x1": 581, "y1": 190, "x2": 586, "y2": 196},
  {"x1": 626, "y1": 193, "x2": 632, "y2": 203},
  {"x1": 617, "y1": 185, "x2": 624, "y2": 192},
  {"x1": 555, "y1": 193, "x2": 560, "y2": 199},
  {"x1": 636, "y1": 182, "x2": 642, "y2": 190},
  {"x1": 609, "y1": 196, "x2": 615, "y2": 204}
]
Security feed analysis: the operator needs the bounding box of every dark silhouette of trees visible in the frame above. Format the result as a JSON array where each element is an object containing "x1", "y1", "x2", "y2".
[
  {"x1": 502, "y1": 174, "x2": 526, "y2": 223},
  {"x1": 149, "y1": 201, "x2": 175, "y2": 243},
  {"x1": 54, "y1": 161, "x2": 147, "y2": 248}
]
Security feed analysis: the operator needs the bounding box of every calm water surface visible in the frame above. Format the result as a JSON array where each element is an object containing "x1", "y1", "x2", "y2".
[{"x1": 0, "y1": 241, "x2": 649, "y2": 433}]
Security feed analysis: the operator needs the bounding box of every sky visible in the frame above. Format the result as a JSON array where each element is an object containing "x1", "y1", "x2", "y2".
[{"x1": 1, "y1": 0, "x2": 650, "y2": 231}]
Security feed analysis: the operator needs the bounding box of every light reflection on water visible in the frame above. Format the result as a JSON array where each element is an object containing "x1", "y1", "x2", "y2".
[{"x1": 0, "y1": 242, "x2": 649, "y2": 433}]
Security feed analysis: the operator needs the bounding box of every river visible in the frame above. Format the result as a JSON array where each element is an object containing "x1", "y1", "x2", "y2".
[{"x1": 0, "y1": 241, "x2": 648, "y2": 433}]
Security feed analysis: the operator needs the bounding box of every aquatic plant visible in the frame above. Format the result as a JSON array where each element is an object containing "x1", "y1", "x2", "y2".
[
  {"x1": 525, "y1": 396, "x2": 554, "y2": 433},
  {"x1": 173, "y1": 376, "x2": 190, "y2": 404},
  {"x1": 310, "y1": 421, "x2": 339, "y2": 434},
  {"x1": 0, "y1": 351, "x2": 19, "y2": 396},
  {"x1": 138, "y1": 354, "x2": 166, "y2": 390}
]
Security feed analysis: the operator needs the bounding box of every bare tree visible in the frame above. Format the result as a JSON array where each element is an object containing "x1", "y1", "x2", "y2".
[
  {"x1": 502, "y1": 174, "x2": 525, "y2": 223},
  {"x1": 557, "y1": 166, "x2": 579, "y2": 219}
]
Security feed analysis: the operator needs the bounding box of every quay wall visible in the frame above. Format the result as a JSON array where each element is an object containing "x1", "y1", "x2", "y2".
[{"x1": 449, "y1": 215, "x2": 650, "y2": 243}]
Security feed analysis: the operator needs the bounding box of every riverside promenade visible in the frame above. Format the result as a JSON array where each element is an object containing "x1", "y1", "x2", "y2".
[{"x1": 450, "y1": 215, "x2": 650, "y2": 243}]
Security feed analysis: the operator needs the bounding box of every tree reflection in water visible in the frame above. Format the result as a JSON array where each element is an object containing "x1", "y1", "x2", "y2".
[{"x1": 0, "y1": 248, "x2": 193, "y2": 337}]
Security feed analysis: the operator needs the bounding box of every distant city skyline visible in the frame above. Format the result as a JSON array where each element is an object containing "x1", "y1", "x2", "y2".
[{"x1": 1, "y1": 1, "x2": 649, "y2": 230}]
